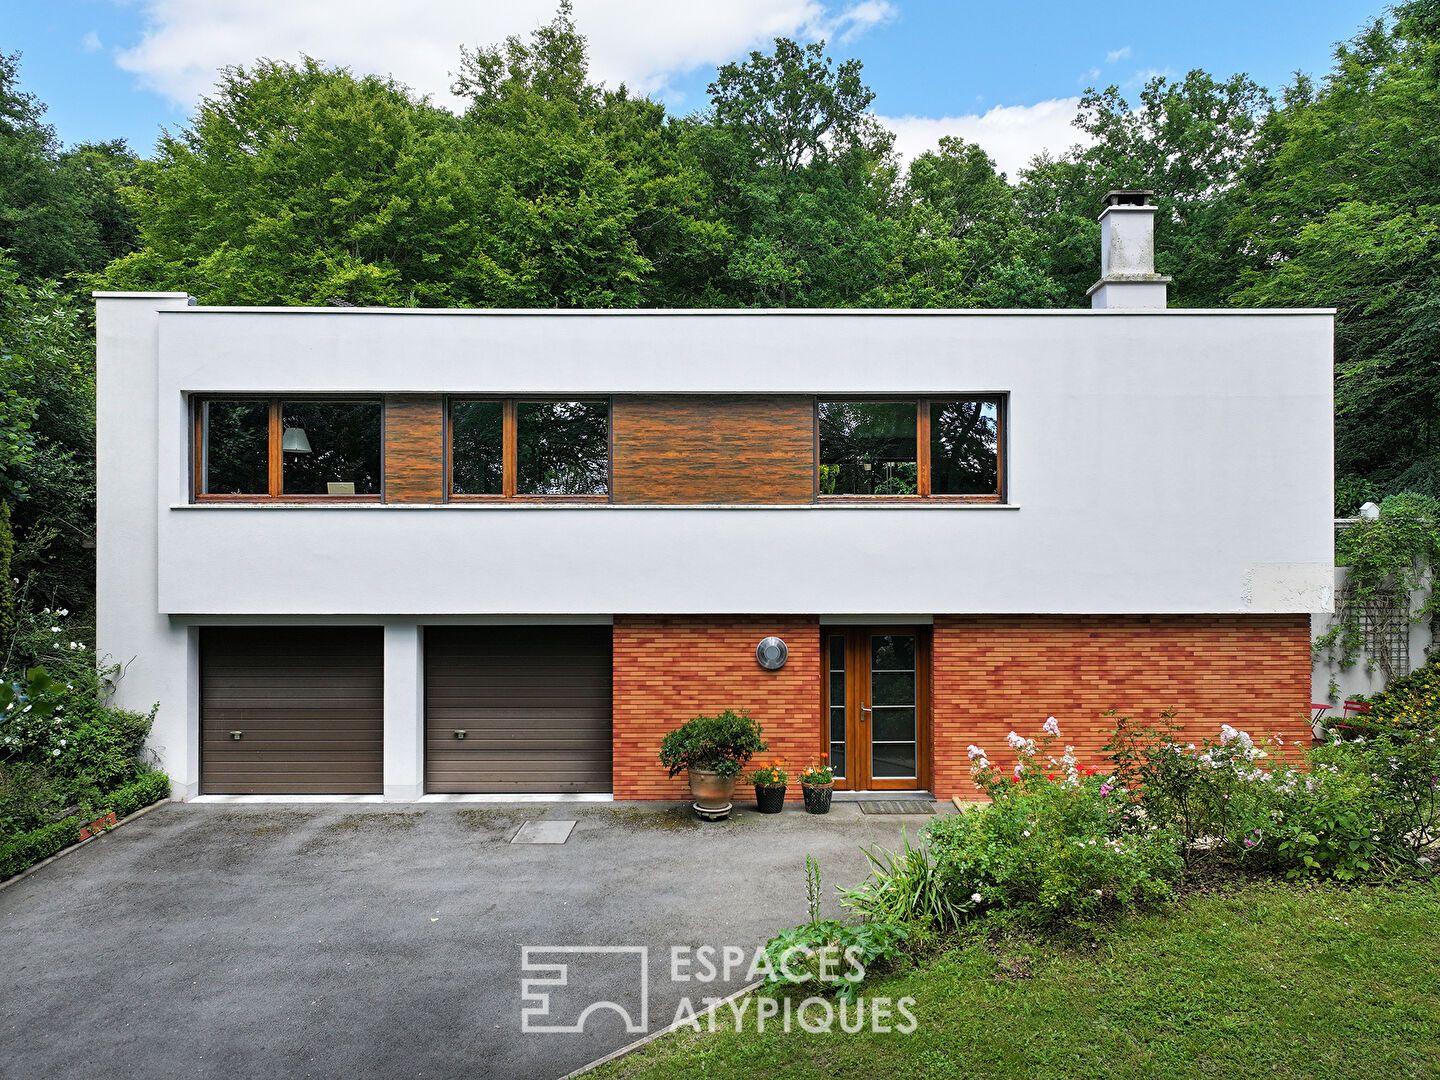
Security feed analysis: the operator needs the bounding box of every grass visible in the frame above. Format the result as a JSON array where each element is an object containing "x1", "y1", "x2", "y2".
[{"x1": 594, "y1": 883, "x2": 1440, "y2": 1080}]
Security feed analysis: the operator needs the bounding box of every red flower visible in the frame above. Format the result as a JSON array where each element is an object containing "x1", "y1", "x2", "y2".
[{"x1": 1047, "y1": 774, "x2": 1055, "y2": 781}]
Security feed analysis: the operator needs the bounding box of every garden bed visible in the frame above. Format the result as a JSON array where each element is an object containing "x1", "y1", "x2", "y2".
[{"x1": 0, "y1": 771, "x2": 170, "y2": 880}]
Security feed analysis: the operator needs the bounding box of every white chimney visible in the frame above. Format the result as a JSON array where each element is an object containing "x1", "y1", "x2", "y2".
[{"x1": 1087, "y1": 190, "x2": 1170, "y2": 309}]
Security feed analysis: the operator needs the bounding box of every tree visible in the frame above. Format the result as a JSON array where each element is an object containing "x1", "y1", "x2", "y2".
[
  {"x1": 691, "y1": 37, "x2": 898, "y2": 306},
  {"x1": 874, "y1": 136, "x2": 1061, "y2": 307},
  {"x1": 0, "y1": 256, "x2": 96, "y2": 615},
  {"x1": 1228, "y1": 2, "x2": 1440, "y2": 494},
  {"x1": 0, "y1": 53, "x2": 138, "y2": 283},
  {"x1": 1018, "y1": 70, "x2": 1273, "y2": 307}
]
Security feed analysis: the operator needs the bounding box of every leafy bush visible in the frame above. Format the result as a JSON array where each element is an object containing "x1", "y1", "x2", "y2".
[
  {"x1": 0, "y1": 652, "x2": 158, "y2": 839},
  {"x1": 1107, "y1": 712, "x2": 1438, "y2": 881},
  {"x1": 658, "y1": 709, "x2": 766, "y2": 779},
  {"x1": 104, "y1": 771, "x2": 170, "y2": 819},
  {"x1": 0, "y1": 817, "x2": 80, "y2": 879},
  {"x1": 1353, "y1": 655, "x2": 1440, "y2": 734},
  {"x1": 763, "y1": 856, "x2": 911, "y2": 999},
  {"x1": 840, "y1": 826, "x2": 965, "y2": 932}
]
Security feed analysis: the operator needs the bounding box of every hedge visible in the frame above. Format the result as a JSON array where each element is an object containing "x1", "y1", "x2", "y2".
[
  {"x1": 0, "y1": 772, "x2": 171, "y2": 881},
  {"x1": 103, "y1": 772, "x2": 171, "y2": 819}
]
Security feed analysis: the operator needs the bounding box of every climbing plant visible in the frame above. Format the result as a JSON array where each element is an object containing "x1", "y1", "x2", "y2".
[{"x1": 1316, "y1": 493, "x2": 1440, "y2": 677}]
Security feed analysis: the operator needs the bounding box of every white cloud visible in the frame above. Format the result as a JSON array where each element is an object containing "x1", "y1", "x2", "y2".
[
  {"x1": 1105, "y1": 45, "x2": 1131, "y2": 63},
  {"x1": 81, "y1": 30, "x2": 103, "y2": 53},
  {"x1": 113, "y1": 0, "x2": 893, "y2": 112},
  {"x1": 878, "y1": 98, "x2": 1090, "y2": 180}
]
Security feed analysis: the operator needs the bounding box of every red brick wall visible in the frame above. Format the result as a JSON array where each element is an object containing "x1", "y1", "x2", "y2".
[
  {"x1": 931, "y1": 614, "x2": 1313, "y2": 800},
  {"x1": 612, "y1": 616, "x2": 823, "y2": 800}
]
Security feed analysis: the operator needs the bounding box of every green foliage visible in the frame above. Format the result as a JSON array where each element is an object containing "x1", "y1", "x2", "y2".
[
  {"x1": 103, "y1": 770, "x2": 170, "y2": 819},
  {"x1": 1355, "y1": 650, "x2": 1440, "y2": 730},
  {"x1": 1336, "y1": 474, "x2": 1381, "y2": 516},
  {"x1": 750, "y1": 761, "x2": 788, "y2": 786},
  {"x1": 0, "y1": 816, "x2": 79, "y2": 879},
  {"x1": 0, "y1": 53, "x2": 138, "y2": 284},
  {"x1": 924, "y1": 782, "x2": 1182, "y2": 923},
  {"x1": 657, "y1": 709, "x2": 767, "y2": 778},
  {"x1": 1316, "y1": 492, "x2": 1440, "y2": 674},
  {"x1": 0, "y1": 257, "x2": 98, "y2": 614},
  {"x1": 840, "y1": 826, "x2": 966, "y2": 932},
  {"x1": 761, "y1": 917, "x2": 911, "y2": 1000},
  {"x1": 0, "y1": 501, "x2": 12, "y2": 643},
  {"x1": 0, "y1": 771, "x2": 167, "y2": 879}
]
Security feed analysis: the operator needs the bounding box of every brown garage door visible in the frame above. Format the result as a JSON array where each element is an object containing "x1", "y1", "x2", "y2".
[
  {"x1": 425, "y1": 626, "x2": 612, "y2": 793},
  {"x1": 200, "y1": 626, "x2": 384, "y2": 794}
]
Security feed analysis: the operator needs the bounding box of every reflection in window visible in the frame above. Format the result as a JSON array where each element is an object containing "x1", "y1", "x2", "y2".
[
  {"x1": 280, "y1": 400, "x2": 382, "y2": 495},
  {"x1": 827, "y1": 635, "x2": 847, "y2": 780},
  {"x1": 516, "y1": 400, "x2": 609, "y2": 496},
  {"x1": 817, "y1": 402, "x2": 918, "y2": 496},
  {"x1": 930, "y1": 399, "x2": 999, "y2": 495},
  {"x1": 451, "y1": 400, "x2": 504, "y2": 495},
  {"x1": 203, "y1": 399, "x2": 269, "y2": 495},
  {"x1": 870, "y1": 634, "x2": 917, "y2": 779}
]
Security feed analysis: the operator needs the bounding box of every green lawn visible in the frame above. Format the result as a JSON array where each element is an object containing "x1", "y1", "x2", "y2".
[{"x1": 596, "y1": 884, "x2": 1440, "y2": 1080}]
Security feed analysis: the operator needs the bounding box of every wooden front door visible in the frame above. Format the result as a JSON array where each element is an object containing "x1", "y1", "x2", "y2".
[{"x1": 822, "y1": 626, "x2": 931, "y2": 791}]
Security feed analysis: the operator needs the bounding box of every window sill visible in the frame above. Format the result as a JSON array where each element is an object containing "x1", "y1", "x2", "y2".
[{"x1": 170, "y1": 501, "x2": 1021, "y2": 511}]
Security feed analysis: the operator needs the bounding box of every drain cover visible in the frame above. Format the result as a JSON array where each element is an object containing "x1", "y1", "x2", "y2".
[
  {"x1": 510, "y1": 820, "x2": 576, "y2": 844},
  {"x1": 857, "y1": 801, "x2": 935, "y2": 815}
]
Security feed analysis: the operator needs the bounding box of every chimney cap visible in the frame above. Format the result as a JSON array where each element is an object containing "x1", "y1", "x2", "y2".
[{"x1": 1102, "y1": 189, "x2": 1155, "y2": 209}]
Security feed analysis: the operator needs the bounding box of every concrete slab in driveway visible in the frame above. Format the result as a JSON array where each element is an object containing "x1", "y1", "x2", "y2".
[{"x1": 0, "y1": 800, "x2": 951, "y2": 1080}]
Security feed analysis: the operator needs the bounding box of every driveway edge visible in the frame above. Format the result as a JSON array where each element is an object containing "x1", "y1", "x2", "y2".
[
  {"x1": 557, "y1": 978, "x2": 764, "y2": 1079},
  {"x1": 0, "y1": 800, "x2": 167, "y2": 894}
]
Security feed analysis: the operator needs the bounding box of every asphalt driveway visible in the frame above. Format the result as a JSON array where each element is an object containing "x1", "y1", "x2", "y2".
[{"x1": 0, "y1": 799, "x2": 947, "y2": 1080}]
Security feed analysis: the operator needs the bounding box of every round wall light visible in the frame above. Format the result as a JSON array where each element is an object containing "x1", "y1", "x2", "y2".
[{"x1": 755, "y1": 636, "x2": 788, "y2": 671}]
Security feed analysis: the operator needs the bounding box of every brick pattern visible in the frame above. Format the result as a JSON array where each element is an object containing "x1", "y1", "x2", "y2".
[
  {"x1": 613, "y1": 616, "x2": 823, "y2": 800},
  {"x1": 931, "y1": 615, "x2": 1313, "y2": 800}
]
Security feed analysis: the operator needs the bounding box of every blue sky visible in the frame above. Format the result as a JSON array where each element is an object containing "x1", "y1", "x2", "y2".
[{"x1": 7, "y1": 0, "x2": 1385, "y2": 175}]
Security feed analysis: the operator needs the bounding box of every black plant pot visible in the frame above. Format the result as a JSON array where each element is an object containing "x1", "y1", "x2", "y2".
[
  {"x1": 755, "y1": 784, "x2": 787, "y2": 814},
  {"x1": 802, "y1": 783, "x2": 833, "y2": 815}
]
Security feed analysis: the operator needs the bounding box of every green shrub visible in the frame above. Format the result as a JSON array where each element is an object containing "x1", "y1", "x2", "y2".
[
  {"x1": 103, "y1": 771, "x2": 170, "y2": 819},
  {"x1": 658, "y1": 709, "x2": 767, "y2": 779},
  {"x1": 840, "y1": 827, "x2": 965, "y2": 932},
  {"x1": 0, "y1": 816, "x2": 80, "y2": 879},
  {"x1": 1353, "y1": 655, "x2": 1440, "y2": 734},
  {"x1": 0, "y1": 761, "x2": 66, "y2": 835},
  {"x1": 762, "y1": 918, "x2": 911, "y2": 1000}
]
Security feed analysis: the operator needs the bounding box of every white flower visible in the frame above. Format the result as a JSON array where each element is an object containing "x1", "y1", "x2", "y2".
[
  {"x1": 49, "y1": 626, "x2": 61, "y2": 633},
  {"x1": 51, "y1": 748, "x2": 60, "y2": 756},
  {"x1": 1095, "y1": 889, "x2": 1103, "y2": 896},
  {"x1": 1022, "y1": 830, "x2": 1031, "y2": 837},
  {"x1": 22, "y1": 704, "x2": 31, "y2": 713},
  {"x1": 1042, "y1": 716, "x2": 1060, "y2": 737},
  {"x1": 971, "y1": 893, "x2": 983, "y2": 903},
  {"x1": 58, "y1": 739, "x2": 66, "y2": 746},
  {"x1": 58, "y1": 609, "x2": 68, "y2": 616}
]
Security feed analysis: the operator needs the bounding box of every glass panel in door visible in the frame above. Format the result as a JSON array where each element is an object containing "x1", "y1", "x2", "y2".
[
  {"x1": 826, "y1": 634, "x2": 848, "y2": 783},
  {"x1": 869, "y1": 633, "x2": 918, "y2": 781}
]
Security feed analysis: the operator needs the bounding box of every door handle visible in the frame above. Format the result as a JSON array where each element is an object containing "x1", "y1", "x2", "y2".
[
  {"x1": 453, "y1": 729, "x2": 468, "y2": 740},
  {"x1": 229, "y1": 730, "x2": 243, "y2": 741},
  {"x1": 859, "y1": 705, "x2": 871, "y2": 722}
]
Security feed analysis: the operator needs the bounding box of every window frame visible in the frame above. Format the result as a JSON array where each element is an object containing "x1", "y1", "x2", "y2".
[
  {"x1": 446, "y1": 395, "x2": 613, "y2": 503},
  {"x1": 813, "y1": 395, "x2": 1006, "y2": 503},
  {"x1": 191, "y1": 395, "x2": 386, "y2": 503}
]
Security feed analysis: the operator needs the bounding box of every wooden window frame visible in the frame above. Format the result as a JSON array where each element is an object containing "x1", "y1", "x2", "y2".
[
  {"x1": 446, "y1": 395, "x2": 613, "y2": 503},
  {"x1": 813, "y1": 395, "x2": 1006, "y2": 504},
  {"x1": 192, "y1": 395, "x2": 386, "y2": 503}
]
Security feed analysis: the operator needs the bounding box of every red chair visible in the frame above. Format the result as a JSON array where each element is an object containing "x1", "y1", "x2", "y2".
[{"x1": 1343, "y1": 700, "x2": 1372, "y2": 718}]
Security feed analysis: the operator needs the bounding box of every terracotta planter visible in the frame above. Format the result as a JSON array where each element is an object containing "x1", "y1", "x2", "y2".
[
  {"x1": 754, "y1": 784, "x2": 787, "y2": 814},
  {"x1": 802, "y1": 782, "x2": 834, "y2": 815},
  {"x1": 687, "y1": 768, "x2": 736, "y2": 820},
  {"x1": 78, "y1": 811, "x2": 118, "y2": 841}
]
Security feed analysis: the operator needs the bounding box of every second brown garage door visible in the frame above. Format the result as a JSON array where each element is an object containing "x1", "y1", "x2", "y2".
[
  {"x1": 200, "y1": 626, "x2": 384, "y2": 794},
  {"x1": 425, "y1": 626, "x2": 613, "y2": 793}
]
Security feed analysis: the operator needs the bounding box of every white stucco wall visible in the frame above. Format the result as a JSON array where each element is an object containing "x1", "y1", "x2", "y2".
[
  {"x1": 96, "y1": 300, "x2": 1336, "y2": 796},
  {"x1": 1311, "y1": 566, "x2": 1433, "y2": 707}
]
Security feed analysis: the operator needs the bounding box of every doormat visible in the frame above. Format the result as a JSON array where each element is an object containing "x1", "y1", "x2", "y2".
[{"x1": 857, "y1": 800, "x2": 935, "y2": 815}]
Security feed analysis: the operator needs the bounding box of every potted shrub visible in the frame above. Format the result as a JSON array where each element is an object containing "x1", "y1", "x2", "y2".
[
  {"x1": 750, "y1": 762, "x2": 789, "y2": 814},
  {"x1": 658, "y1": 710, "x2": 767, "y2": 820},
  {"x1": 800, "y1": 760, "x2": 835, "y2": 815}
]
